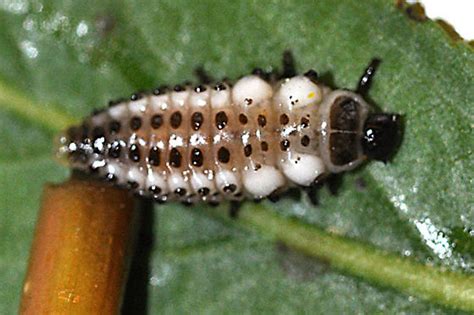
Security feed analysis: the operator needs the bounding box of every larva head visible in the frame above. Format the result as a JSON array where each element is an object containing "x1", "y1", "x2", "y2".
[
  {"x1": 319, "y1": 90, "x2": 401, "y2": 173},
  {"x1": 361, "y1": 113, "x2": 401, "y2": 163},
  {"x1": 53, "y1": 125, "x2": 92, "y2": 170}
]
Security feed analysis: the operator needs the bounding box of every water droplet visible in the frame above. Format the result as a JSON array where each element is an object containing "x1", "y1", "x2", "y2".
[
  {"x1": 1, "y1": 0, "x2": 29, "y2": 14},
  {"x1": 20, "y1": 40, "x2": 38, "y2": 59},
  {"x1": 76, "y1": 21, "x2": 88, "y2": 37},
  {"x1": 149, "y1": 263, "x2": 172, "y2": 287}
]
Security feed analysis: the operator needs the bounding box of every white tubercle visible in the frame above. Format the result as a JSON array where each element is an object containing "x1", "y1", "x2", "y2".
[
  {"x1": 190, "y1": 171, "x2": 216, "y2": 194},
  {"x1": 106, "y1": 161, "x2": 126, "y2": 184},
  {"x1": 146, "y1": 169, "x2": 168, "y2": 194},
  {"x1": 215, "y1": 169, "x2": 240, "y2": 194},
  {"x1": 127, "y1": 165, "x2": 146, "y2": 187},
  {"x1": 171, "y1": 89, "x2": 190, "y2": 107},
  {"x1": 210, "y1": 84, "x2": 231, "y2": 108},
  {"x1": 190, "y1": 89, "x2": 210, "y2": 107},
  {"x1": 275, "y1": 75, "x2": 322, "y2": 109},
  {"x1": 232, "y1": 75, "x2": 273, "y2": 106},
  {"x1": 167, "y1": 172, "x2": 190, "y2": 195},
  {"x1": 280, "y1": 153, "x2": 326, "y2": 186},
  {"x1": 150, "y1": 94, "x2": 170, "y2": 111},
  {"x1": 242, "y1": 165, "x2": 285, "y2": 198},
  {"x1": 128, "y1": 97, "x2": 148, "y2": 115},
  {"x1": 108, "y1": 103, "x2": 128, "y2": 120}
]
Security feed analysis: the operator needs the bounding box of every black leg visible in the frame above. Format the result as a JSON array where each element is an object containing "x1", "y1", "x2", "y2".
[
  {"x1": 356, "y1": 58, "x2": 381, "y2": 96},
  {"x1": 229, "y1": 201, "x2": 241, "y2": 218},
  {"x1": 303, "y1": 185, "x2": 320, "y2": 206},
  {"x1": 281, "y1": 50, "x2": 297, "y2": 78},
  {"x1": 194, "y1": 66, "x2": 213, "y2": 84},
  {"x1": 325, "y1": 174, "x2": 343, "y2": 196}
]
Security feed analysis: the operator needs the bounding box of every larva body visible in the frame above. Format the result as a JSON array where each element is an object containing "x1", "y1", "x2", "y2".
[{"x1": 57, "y1": 60, "x2": 400, "y2": 204}]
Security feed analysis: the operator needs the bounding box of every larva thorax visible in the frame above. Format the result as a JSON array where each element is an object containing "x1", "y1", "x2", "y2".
[{"x1": 56, "y1": 67, "x2": 400, "y2": 204}]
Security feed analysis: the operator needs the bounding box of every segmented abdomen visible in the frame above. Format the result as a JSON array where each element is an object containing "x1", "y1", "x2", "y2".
[{"x1": 64, "y1": 74, "x2": 329, "y2": 203}]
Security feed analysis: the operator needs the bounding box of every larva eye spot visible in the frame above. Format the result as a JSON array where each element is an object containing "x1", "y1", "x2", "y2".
[{"x1": 361, "y1": 113, "x2": 402, "y2": 163}]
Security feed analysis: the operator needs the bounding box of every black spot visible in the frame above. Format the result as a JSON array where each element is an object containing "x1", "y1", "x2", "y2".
[
  {"x1": 108, "y1": 141, "x2": 121, "y2": 158},
  {"x1": 109, "y1": 120, "x2": 121, "y2": 134},
  {"x1": 148, "y1": 146, "x2": 160, "y2": 166},
  {"x1": 130, "y1": 93, "x2": 143, "y2": 101},
  {"x1": 239, "y1": 113, "x2": 248, "y2": 124},
  {"x1": 198, "y1": 187, "x2": 210, "y2": 196},
  {"x1": 153, "y1": 85, "x2": 168, "y2": 95},
  {"x1": 194, "y1": 85, "x2": 206, "y2": 93},
  {"x1": 149, "y1": 185, "x2": 162, "y2": 195},
  {"x1": 169, "y1": 148, "x2": 182, "y2": 168},
  {"x1": 128, "y1": 144, "x2": 140, "y2": 162},
  {"x1": 300, "y1": 117, "x2": 310, "y2": 128},
  {"x1": 280, "y1": 114, "x2": 289, "y2": 125},
  {"x1": 191, "y1": 112, "x2": 204, "y2": 131},
  {"x1": 301, "y1": 135, "x2": 310, "y2": 147},
  {"x1": 173, "y1": 84, "x2": 185, "y2": 92},
  {"x1": 215, "y1": 111, "x2": 228, "y2": 130},
  {"x1": 218, "y1": 147, "x2": 230, "y2": 163},
  {"x1": 214, "y1": 82, "x2": 226, "y2": 91},
  {"x1": 244, "y1": 144, "x2": 252, "y2": 157},
  {"x1": 191, "y1": 148, "x2": 203, "y2": 167},
  {"x1": 130, "y1": 116, "x2": 142, "y2": 131},
  {"x1": 174, "y1": 188, "x2": 187, "y2": 196},
  {"x1": 257, "y1": 114, "x2": 267, "y2": 127},
  {"x1": 244, "y1": 98, "x2": 253, "y2": 105},
  {"x1": 261, "y1": 141, "x2": 269, "y2": 151},
  {"x1": 223, "y1": 184, "x2": 237, "y2": 193},
  {"x1": 170, "y1": 111, "x2": 182, "y2": 129},
  {"x1": 151, "y1": 114, "x2": 163, "y2": 129},
  {"x1": 280, "y1": 139, "x2": 290, "y2": 151}
]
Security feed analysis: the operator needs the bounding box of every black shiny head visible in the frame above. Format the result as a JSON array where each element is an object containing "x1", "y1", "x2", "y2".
[{"x1": 361, "y1": 113, "x2": 401, "y2": 163}]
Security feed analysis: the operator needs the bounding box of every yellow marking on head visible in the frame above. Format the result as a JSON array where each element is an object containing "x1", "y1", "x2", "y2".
[{"x1": 307, "y1": 92, "x2": 315, "y2": 99}]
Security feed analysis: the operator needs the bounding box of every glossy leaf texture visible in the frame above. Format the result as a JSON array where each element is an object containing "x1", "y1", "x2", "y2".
[{"x1": 0, "y1": 0, "x2": 473, "y2": 313}]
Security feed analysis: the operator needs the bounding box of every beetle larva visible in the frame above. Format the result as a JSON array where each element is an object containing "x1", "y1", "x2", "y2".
[{"x1": 55, "y1": 53, "x2": 401, "y2": 204}]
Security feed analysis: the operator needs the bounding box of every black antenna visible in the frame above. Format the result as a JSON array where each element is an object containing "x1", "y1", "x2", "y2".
[{"x1": 356, "y1": 58, "x2": 381, "y2": 96}]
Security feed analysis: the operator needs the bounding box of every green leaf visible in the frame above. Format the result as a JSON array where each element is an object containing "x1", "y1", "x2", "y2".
[{"x1": 0, "y1": 0, "x2": 473, "y2": 313}]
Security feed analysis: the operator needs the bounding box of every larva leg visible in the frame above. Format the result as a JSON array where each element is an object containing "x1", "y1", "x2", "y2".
[
  {"x1": 325, "y1": 173, "x2": 343, "y2": 196},
  {"x1": 194, "y1": 66, "x2": 213, "y2": 84},
  {"x1": 303, "y1": 185, "x2": 320, "y2": 206},
  {"x1": 356, "y1": 58, "x2": 381, "y2": 96},
  {"x1": 229, "y1": 201, "x2": 241, "y2": 218},
  {"x1": 281, "y1": 50, "x2": 297, "y2": 78}
]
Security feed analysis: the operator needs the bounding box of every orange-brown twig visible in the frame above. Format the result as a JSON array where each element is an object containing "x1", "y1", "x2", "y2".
[{"x1": 20, "y1": 178, "x2": 138, "y2": 314}]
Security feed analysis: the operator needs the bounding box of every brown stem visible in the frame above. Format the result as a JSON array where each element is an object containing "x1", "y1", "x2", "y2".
[{"x1": 20, "y1": 178, "x2": 138, "y2": 315}]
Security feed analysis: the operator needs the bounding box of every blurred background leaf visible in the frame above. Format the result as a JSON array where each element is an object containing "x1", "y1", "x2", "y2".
[{"x1": 0, "y1": 0, "x2": 472, "y2": 313}]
